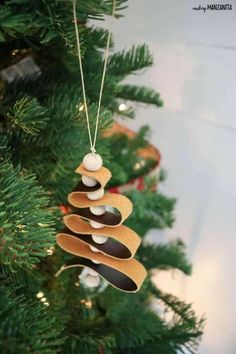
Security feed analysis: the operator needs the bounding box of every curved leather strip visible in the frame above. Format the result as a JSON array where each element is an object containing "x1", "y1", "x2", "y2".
[
  {"x1": 59, "y1": 259, "x2": 138, "y2": 292},
  {"x1": 64, "y1": 214, "x2": 141, "y2": 259},
  {"x1": 56, "y1": 239, "x2": 147, "y2": 292},
  {"x1": 68, "y1": 192, "x2": 133, "y2": 226},
  {"x1": 75, "y1": 164, "x2": 111, "y2": 192},
  {"x1": 57, "y1": 231, "x2": 132, "y2": 259}
]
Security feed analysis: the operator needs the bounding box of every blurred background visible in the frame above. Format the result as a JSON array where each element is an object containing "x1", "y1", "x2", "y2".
[{"x1": 111, "y1": 1, "x2": 236, "y2": 353}]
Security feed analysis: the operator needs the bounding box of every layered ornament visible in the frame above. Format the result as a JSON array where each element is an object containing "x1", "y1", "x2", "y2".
[
  {"x1": 57, "y1": 153, "x2": 147, "y2": 292},
  {"x1": 56, "y1": 0, "x2": 146, "y2": 292}
]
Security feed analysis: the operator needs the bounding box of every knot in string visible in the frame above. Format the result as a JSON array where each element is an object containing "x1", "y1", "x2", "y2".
[{"x1": 90, "y1": 146, "x2": 96, "y2": 153}]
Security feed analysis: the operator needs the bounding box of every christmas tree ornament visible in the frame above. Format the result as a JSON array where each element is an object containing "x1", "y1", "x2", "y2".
[
  {"x1": 56, "y1": 0, "x2": 147, "y2": 292},
  {"x1": 57, "y1": 161, "x2": 147, "y2": 292}
]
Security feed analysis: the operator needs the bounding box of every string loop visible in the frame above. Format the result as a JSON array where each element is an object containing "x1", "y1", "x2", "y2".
[{"x1": 73, "y1": 0, "x2": 116, "y2": 153}]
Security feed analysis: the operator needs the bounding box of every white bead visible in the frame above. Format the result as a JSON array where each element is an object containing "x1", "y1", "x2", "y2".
[
  {"x1": 92, "y1": 235, "x2": 108, "y2": 244},
  {"x1": 90, "y1": 220, "x2": 104, "y2": 229},
  {"x1": 89, "y1": 245, "x2": 100, "y2": 253},
  {"x1": 83, "y1": 153, "x2": 103, "y2": 171},
  {"x1": 80, "y1": 274, "x2": 100, "y2": 288},
  {"x1": 90, "y1": 206, "x2": 106, "y2": 216},
  {"x1": 87, "y1": 188, "x2": 104, "y2": 201},
  {"x1": 82, "y1": 175, "x2": 97, "y2": 187},
  {"x1": 79, "y1": 267, "x2": 97, "y2": 277},
  {"x1": 87, "y1": 268, "x2": 98, "y2": 276},
  {"x1": 91, "y1": 259, "x2": 100, "y2": 264},
  {"x1": 79, "y1": 267, "x2": 89, "y2": 278}
]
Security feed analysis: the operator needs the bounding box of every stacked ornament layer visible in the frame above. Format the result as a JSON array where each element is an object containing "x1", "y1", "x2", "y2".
[{"x1": 57, "y1": 153, "x2": 147, "y2": 292}]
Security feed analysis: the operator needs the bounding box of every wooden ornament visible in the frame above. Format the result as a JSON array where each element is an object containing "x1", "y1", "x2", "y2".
[
  {"x1": 82, "y1": 175, "x2": 97, "y2": 187},
  {"x1": 83, "y1": 153, "x2": 103, "y2": 171},
  {"x1": 86, "y1": 188, "x2": 104, "y2": 201},
  {"x1": 92, "y1": 235, "x2": 108, "y2": 244},
  {"x1": 79, "y1": 272, "x2": 100, "y2": 288},
  {"x1": 90, "y1": 206, "x2": 106, "y2": 216},
  {"x1": 56, "y1": 160, "x2": 147, "y2": 292}
]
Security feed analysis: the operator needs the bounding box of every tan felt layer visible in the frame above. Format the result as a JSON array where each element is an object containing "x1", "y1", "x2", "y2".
[
  {"x1": 64, "y1": 214, "x2": 141, "y2": 258},
  {"x1": 75, "y1": 164, "x2": 111, "y2": 190},
  {"x1": 56, "y1": 237, "x2": 147, "y2": 292},
  {"x1": 68, "y1": 192, "x2": 133, "y2": 226}
]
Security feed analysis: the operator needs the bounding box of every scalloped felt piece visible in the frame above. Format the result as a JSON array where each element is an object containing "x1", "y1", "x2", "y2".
[
  {"x1": 56, "y1": 240, "x2": 147, "y2": 292},
  {"x1": 75, "y1": 164, "x2": 111, "y2": 193},
  {"x1": 68, "y1": 192, "x2": 133, "y2": 227},
  {"x1": 60, "y1": 214, "x2": 141, "y2": 259}
]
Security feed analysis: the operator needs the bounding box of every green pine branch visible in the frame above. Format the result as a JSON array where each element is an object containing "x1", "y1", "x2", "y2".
[
  {"x1": 0, "y1": 161, "x2": 55, "y2": 269},
  {"x1": 125, "y1": 189, "x2": 176, "y2": 236},
  {"x1": 108, "y1": 44, "x2": 153, "y2": 76},
  {"x1": 107, "y1": 126, "x2": 156, "y2": 185},
  {"x1": 0, "y1": 0, "x2": 127, "y2": 44},
  {"x1": 0, "y1": 6, "x2": 32, "y2": 42},
  {"x1": 86, "y1": 26, "x2": 114, "y2": 49},
  {"x1": 74, "y1": 0, "x2": 128, "y2": 19},
  {"x1": 0, "y1": 279, "x2": 63, "y2": 354},
  {"x1": 116, "y1": 84, "x2": 163, "y2": 107},
  {"x1": 96, "y1": 282, "x2": 203, "y2": 354},
  {"x1": 139, "y1": 239, "x2": 192, "y2": 275},
  {"x1": 7, "y1": 97, "x2": 49, "y2": 136},
  {"x1": 150, "y1": 285, "x2": 204, "y2": 353}
]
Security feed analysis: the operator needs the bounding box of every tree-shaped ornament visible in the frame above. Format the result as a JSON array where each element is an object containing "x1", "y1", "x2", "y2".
[
  {"x1": 56, "y1": 0, "x2": 146, "y2": 292},
  {"x1": 56, "y1": 153, "x2": 147, "y2": 292}
]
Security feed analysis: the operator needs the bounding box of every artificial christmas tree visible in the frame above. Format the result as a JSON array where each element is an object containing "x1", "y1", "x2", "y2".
[{"x1": 0, "y1": 1, "x2": 203, "y2": 353}]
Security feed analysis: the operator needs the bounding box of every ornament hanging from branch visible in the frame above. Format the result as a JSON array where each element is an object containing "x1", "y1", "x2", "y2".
[{"x1": 56, "y1": 0, "x2": 146, "y2": 292}]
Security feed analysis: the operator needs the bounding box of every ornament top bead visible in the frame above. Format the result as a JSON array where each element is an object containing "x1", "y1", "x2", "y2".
[{"x1": 83, "y1": 153, "x2": 103, "y2": 172}]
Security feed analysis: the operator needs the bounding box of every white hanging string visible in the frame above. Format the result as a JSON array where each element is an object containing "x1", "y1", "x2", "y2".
[{"x1": 72, "y1": 0, "x2": 116, "y2": 153}]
